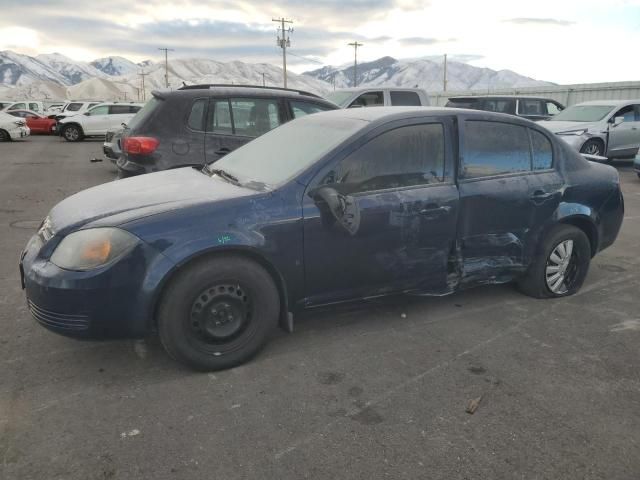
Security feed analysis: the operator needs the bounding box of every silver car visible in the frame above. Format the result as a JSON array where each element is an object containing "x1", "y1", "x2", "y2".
[{"x1": 538, "y1": 100, "x2": 640, "y2": 159}]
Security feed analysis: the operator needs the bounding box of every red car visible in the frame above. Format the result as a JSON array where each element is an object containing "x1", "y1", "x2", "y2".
[{"x1": 6, "y1": 110, "x2": 57, "y2": 134}]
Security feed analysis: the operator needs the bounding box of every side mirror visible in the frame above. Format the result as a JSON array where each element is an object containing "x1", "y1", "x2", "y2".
[
  {"x1": 612, "y1": 116, "x2": 624, "y2": 126},
  {"x1": 312, "y1": 186, "x2": 361, "y2": 235}
]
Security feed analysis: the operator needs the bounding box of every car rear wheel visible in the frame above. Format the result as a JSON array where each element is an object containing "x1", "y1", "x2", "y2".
[
  {"x1": 157, "y1": 255, "x2": 280, "y2": 370},
  {"x1": 580, "y1": 139, "x2": 605, "y2": 157},
  {"x1": 518, "y1": 224, "x2": 591, "y2": 298},
  {"x1": 0, "y1": 129, "x2": 9, "y2": 142},
  {"x1": 62, "y1": 124, "x2": 84, "y2": 142}
]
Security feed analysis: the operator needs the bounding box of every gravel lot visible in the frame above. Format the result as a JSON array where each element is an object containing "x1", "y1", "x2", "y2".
[{"x1": 1, "y1": 136, "x2": 639, "y2": 480}]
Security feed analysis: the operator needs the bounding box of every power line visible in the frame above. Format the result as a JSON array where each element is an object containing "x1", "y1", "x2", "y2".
[
  {"x1": 138, "y1": 70, "x2": 149, "y2": 101},
  {"x1": 158, "y1": 47, "x2": 174, "y2": 88},
  {"x1": 273, "y1": 17, "x2": 293, "y2": 88},
  {"x1": 347, "y1": 41, "x2": 363, "y2": 87},
  {"x1": 286, "y1": 51, "x2": 324, "y2": 65}
]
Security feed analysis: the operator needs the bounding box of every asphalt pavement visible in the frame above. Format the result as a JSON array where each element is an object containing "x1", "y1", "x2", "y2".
[{"x1": 1, "y1": 136, "x2": 639, "y2": 479}]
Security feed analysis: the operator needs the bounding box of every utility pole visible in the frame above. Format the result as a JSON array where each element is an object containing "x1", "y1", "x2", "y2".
[
  {"x1": 348, "y1": 41, "x2": 363, "y2": 87},
  {"x1": 443, "y1": 53, "x2": 448, "y2": 92},
  {"x1": 158, "y1": 47, "x2": 174, "y2": 88},
  {"x1": 273, "y1": 17, "x2": 293, "y2": 88},
  {"x1": 138, "y1": 70, "x2": 149, "y2": 101},
  {"x1": 262, "y1": 72, "x2": 266, "y2": 87}
]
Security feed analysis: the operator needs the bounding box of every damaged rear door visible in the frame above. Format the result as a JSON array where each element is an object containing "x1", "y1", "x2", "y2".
[
  {"x1": 457, "y1": 118, "x2": 562, "y2": 285},
  {"x1": 301, "y1": 117, "x2": 459, "y2": 306}
]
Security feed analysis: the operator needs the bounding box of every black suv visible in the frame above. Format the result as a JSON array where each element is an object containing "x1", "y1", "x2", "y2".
[
  {"x1": 445, "y1": 95, "x2": 565, "y2": 121},
  {"x1": 116, "y1": 85, "x2": 338, "y2": 174}
]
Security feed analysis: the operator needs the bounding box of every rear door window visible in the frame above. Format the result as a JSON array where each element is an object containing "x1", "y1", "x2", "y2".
[
  {"x1": 349, "y1": 91, "x2": 384, "y2": 108},
  {"x1": 462, "y1": 121, "x2": 531, "y2": 178},
  {"x1": 207, "y1": 99, "x2": 233, "y2": 135},
  {"x1": 187, "y1": 99, "x2": 207, "y2": 131},
  {"x1": 230, "y1": 98, "x2": 281, "y2": 137},
  {"x1": 290, "y1": 101, "x2": 332, "y2": 118},
  {"x1": 390, "y1": 91, "x2": 421, "y2": 106},
  {"x1": 445, "y1": 98, "x2": 479, "y2": 109},
  {"x1": 530, "y1": 129, "x2": 553, "y2": 170},
  {"x1": 109, "y1": 105, "x2": 130, "y2": 114},
  {"x1": 482, "y1": 99, "x2": 516, "y2": 114},
  {"x1": 518, "y1": 99, "x2": 545, "y2": 116},
  {"x1": 89, "y1": 105, "x2": 109, "y2": 116}
]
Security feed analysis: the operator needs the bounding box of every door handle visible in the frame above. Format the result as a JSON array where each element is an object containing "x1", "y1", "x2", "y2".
[
  {"x1": 214, "y1": 148, "x2": 231, "y2": 156},
  {"x1": 530, "y1": 190, "x2": 554, "y2": 202},
  {"x1": 419, "y1": 205, "x2": 451, "y2": 216}
]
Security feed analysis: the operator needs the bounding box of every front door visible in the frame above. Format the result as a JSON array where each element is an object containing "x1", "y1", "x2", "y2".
[
  {"x1": 302, "y1": 118, "x2": 459, "y2": 306},
  {"x1": 457, "y1": 119, "x2": 562, "y2": 285},
  {"x1": 607, "y1": 104, "x2": 640, "y2": 157}
]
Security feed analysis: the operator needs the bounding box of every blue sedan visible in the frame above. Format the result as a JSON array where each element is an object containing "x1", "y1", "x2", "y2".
[{"x1": 20, "y1": 107, "x2": 624, "y2": 370}]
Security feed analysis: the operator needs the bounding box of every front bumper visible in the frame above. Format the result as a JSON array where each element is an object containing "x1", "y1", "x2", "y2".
[{"x1": 20, "y1": 232, "x2": 172, "y2": 339}]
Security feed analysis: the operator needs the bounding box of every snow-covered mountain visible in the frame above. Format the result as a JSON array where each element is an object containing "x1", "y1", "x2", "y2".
[
  {"x1": 304, "y1": 56, "x2": 553, "y2": 91},
  {"x1": 0, "y1": 49, "x2": 552, "y2": 101},
  {"x1": 90, "y1": 56, "x2": 141, "y2": 76}
]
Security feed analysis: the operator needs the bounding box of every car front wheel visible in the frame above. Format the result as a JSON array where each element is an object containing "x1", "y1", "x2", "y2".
[
  {"x1": 518, "y1": 224, "x2": 591, "y2": 298},
  {"x1": 157, "y1": 255, "x2": 280, "y2": 370},
  {"x1": 0, "y1": 129, "x2": 9, "y2": 142},
  {"x1": 580, "y1": 139, "x2": 605, "y2": 157},
  {"x1": 62, "y1": 124, "x2": 84, "y2": 142}
]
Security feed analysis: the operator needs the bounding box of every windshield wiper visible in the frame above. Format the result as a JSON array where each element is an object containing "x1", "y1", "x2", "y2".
[{"x1": 208, "y1": 168, "x2": 240, "y2": 185}]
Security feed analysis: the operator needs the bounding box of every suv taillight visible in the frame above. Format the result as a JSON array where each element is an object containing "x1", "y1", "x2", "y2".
[{"x1": 123, "y1": 137, "x2": 159, "y2": 155}]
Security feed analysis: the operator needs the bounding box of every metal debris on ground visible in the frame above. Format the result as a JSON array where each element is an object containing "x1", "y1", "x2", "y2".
[{"x1": 465, "y1": 396, "x2": 483, "y2": 414}]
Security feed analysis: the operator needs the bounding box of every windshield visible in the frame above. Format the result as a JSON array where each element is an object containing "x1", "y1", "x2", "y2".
[
  {"x1": 126, "y1": 97, "x2": 160, "y2": 130},
  {"x1": 325, "y1": 91, "x2": 354, "y2": 107},
  {"x1": 549, "y1": 105, "x2": 614, "y2": 122},
  {"x1": 208, "y1": 114, "x2": 367, "y2": 188}
]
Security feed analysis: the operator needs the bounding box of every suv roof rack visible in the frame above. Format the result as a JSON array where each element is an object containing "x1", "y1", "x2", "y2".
[{"x1": 177, "y1": 84, "x2": 321, "y2": 98}]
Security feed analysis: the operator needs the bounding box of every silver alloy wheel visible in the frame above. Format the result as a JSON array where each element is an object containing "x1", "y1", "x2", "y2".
[
  {"x1": 545, "y1": 239, "x2": 574, "y2": 294},
  {"x1": 583, "y1": 142, "x2": 601, "y2": 155},
  {"x1": 64, "y1": 126, "x2": 79, "y2": 141}
]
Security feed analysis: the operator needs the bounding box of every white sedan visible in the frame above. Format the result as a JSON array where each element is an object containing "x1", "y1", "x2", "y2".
[{"x1": 0, "y1": 112, "x2": 30, "y2": 141}]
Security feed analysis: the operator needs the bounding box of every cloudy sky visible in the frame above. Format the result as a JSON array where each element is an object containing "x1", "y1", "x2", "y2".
[{"x1": 0, "y1": 0, "x2": 639, "y2": 83}]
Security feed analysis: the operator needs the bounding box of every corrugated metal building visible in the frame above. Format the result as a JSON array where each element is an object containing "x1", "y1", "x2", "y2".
[{"x1": 430, "y1": 81, "x2": 640, "y2": 107}]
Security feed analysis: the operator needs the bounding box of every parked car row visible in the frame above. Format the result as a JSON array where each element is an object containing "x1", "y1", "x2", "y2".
[{"x1": 0, "y1": 111, "x2": 30, "y2": 141}]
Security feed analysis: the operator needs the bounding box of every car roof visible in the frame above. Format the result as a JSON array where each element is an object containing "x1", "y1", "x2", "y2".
[
  {"x1": 448, "y1": 95, "x2": 555, "y2": 101},
  {"x1": 159, "y1": 85, "x2": 333, "y2": 103},
  {"x1": 300, "y1": 106, "x2": 537, "y2": 127},
  {"x1": 573, "y1": 99, "x2": 640, "y2": 106},
  {"x1": 333, "y1": 87, "x2": 425, "y2": 93}
]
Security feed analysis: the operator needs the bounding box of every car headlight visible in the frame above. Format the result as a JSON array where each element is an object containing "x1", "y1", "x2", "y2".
[
  {"x1": 50, "y1": 228, "x2": 138, "y2": 271},
  {"x1": 556, "y1": 129, "x2": 587, "y2": 136}
]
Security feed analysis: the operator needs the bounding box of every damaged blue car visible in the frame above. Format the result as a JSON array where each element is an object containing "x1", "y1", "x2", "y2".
[{"x1": 20, "y1": 107, "x2": 624, "y2": 370}]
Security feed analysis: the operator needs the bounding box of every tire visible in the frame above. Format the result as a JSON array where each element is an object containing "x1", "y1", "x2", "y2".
[
  {"x1": 518, "y1": 224, "x2": 591, "y2": 299},
  {"x1": 62, "y1": 124, "x2": 84, "y2": 142},
  {"x1": 0, "y1": 129, "x2": 10, "y2": 142},
  {"x1": 580, "y1": 139, "x2": 605, "y2": 157},
  {"x1": 157, "y1": 255, "x2": 280, "y2": 371}
]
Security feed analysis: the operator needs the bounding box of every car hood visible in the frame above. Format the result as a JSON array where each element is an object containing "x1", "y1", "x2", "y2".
[
  {"x1": 48, "y1": 168, "x2": 259, "y2": 233},
  {"x1": 537, "y1": 120, "x2": 600, "y2": 133}
]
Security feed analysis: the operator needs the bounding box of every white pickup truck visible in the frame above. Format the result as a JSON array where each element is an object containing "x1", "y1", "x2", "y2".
[{"x1": 325, "y1": 87, "x2": 430, "y2": 108}]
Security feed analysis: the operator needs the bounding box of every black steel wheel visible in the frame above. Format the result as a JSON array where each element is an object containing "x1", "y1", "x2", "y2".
[{"x1": 158, "y1": 255, "x2": 280, "y2": 370}]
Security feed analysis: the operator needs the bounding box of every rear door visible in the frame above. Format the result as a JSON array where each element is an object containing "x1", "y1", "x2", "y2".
[
  {"x1": 457, "y1": 118, "x2": 562, "y2": 285},
  {"x1": 204, "y1": 97, "x2": 283, "y2": 164},
  {"x1": 302, "y1": 117, "x2": 459, "y2": 305}
]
